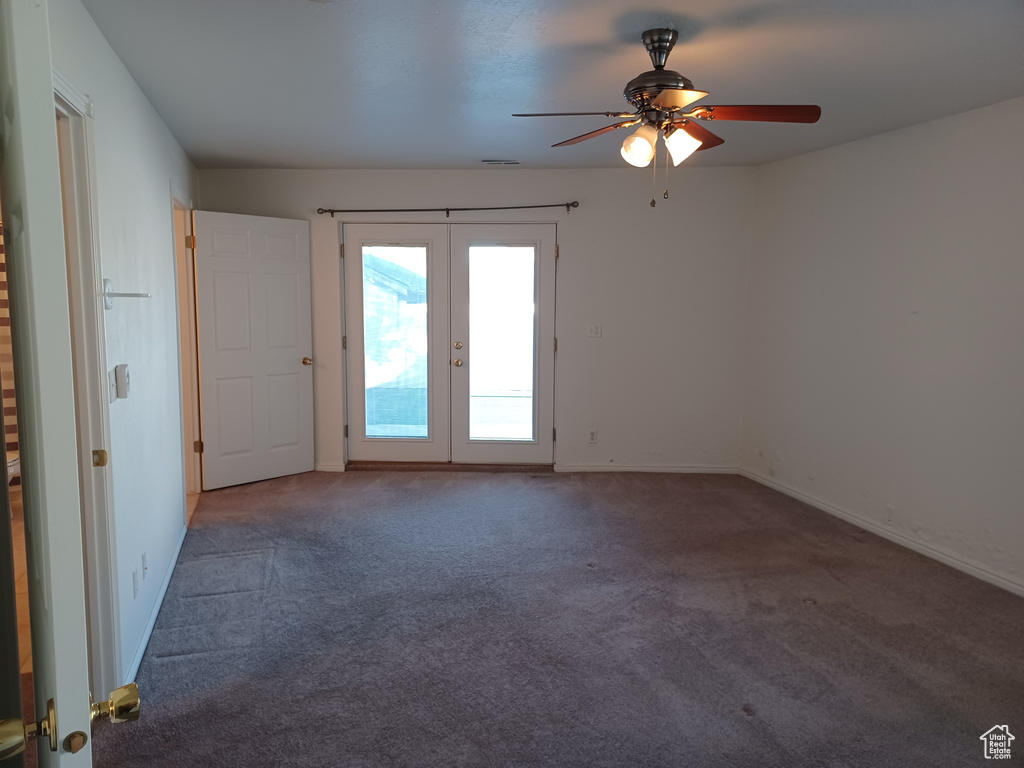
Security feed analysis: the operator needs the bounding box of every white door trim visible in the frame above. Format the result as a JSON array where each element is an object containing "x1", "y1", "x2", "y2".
[{"x1": 54, "y1": 76, "x2": 121, "y2": 696}]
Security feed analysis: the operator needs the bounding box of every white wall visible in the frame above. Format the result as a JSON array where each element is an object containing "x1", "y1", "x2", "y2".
[
  {"x1": 47, "y1": 0, "x2": 197, "y2": 680},
  {"x1": 743, "y1": 96, "x2": 1024, "y2": 594},
  {"x1": 198, "y1": 168, "x2": 753, "y2": 472}
]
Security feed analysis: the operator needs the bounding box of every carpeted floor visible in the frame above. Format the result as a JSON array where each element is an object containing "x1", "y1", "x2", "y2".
[{"x1": 93, "y1": 471, "x2": 1023, "y2": 767}]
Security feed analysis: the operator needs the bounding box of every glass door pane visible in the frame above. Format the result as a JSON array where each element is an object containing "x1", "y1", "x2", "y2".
[
  {"x1": 343, "y1": 223, "x2": 449, "y2": 463},
  {"x1": 449, "y1": 224, "x2": 556, "y2": 465},
  {"x1": 468, "y1": 246, "x2": 535, "y2": 440},
  {"x1": 361, "y1": 246, "x2": 428, "y2": 438}
]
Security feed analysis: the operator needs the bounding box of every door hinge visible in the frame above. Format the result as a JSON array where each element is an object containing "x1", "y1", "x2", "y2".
[
  {"x1": 340, "y1": 244, "x2": 345, "y2": 259},
  {"x1": 554, "y1": 244, "x2": 559, "y2": 260},
  {"x1": 554, "y1": 337, "x2": 558, "y2": 352},
  {"x1": 185, "y1": 235, "x2": 196, "y2": 250},
  {"x1": 194, "y1": 440, "x2": 204, "y2": 454},
  {"x1": 552, "y1": 427, "x2": 556, "y2": 442},
  {"x1": 342, "y1": 335, "x2": 347, "y2": 350},
  {"x1": 92, "y1": 449, "x2": 109, "y2": 467},
  {"x1": 344, "y1": 425, "x2": 349, "y2": 438}
]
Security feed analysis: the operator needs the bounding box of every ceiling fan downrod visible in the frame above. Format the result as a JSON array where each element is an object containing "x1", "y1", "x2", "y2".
[{"x1": 623, "y1": 28, "x2": 704, "y2": 111}]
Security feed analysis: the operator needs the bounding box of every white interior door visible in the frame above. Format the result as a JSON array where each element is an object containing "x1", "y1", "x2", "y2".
[
  {"x1": 449, "y1": 224, "x2": 555, "y2": 464},
  {"x1": 0, "y1": 0, "x2": 94, "y2": 763},
  {"x1": 343, "y1": 223, "x2": 555, "y2": 465},
  {"x1": 195, "y1": 211, "x2": 314, "y2": 490}
]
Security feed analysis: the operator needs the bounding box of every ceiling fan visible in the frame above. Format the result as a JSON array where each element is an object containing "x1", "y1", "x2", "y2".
[{"x1": 514, "y1": 28, "x2": 821, "y2": 167}]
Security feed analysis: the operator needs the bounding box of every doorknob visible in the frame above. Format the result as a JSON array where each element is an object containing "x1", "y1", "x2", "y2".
[
  {"x1": 453, "y1": 341, "x2": 463, "y2": 350},
  {"x1": 91, "y1": 683, "x2": 141, "y2": 725},
  {"x1": 453, "y1": 359, "x2": 463, "y2": 367},
  {"x1": 302, "y1": 357, "x2": 313, "y2": 366},
  {"x1": 0, "y1": 698, "x2": 57, "y2": 759}
]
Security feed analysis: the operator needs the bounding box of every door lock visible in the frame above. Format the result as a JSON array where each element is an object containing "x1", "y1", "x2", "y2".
[
  {"x1": 453, "y1": 341, "x2": 463, "y2": 349},
  {"x1": 453, "y1": 359, "x2": 463, "y2": 367}
]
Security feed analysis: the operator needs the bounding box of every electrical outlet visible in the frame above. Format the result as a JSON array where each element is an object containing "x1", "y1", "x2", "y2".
[
  {"x1": 587, "y1": 429, "x2": 598, "y2": 444},
  {"x1": 141, "y1": 552, "x2": 148, "y2": 579},
  {"x1": 586, "y1": 323, "x2": 602, "y2": 338},
  {"x1": 132, "y1": 568, "x2": 139, "y2": 599}
]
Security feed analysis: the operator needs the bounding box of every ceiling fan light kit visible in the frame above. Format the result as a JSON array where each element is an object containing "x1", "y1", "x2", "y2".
[
  {"x1": 663, "y1": 126, "x2": 702, "y2": 166},
  {"x1": 620, "y1": 124, "x2": 658, "y2": 167},
  {"x1": 514, "y1": 27, "x2": 821, "y2": 173}
]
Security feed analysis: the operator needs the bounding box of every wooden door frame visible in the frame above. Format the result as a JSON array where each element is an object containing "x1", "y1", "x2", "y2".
[
  {"x1": 173, "y1": 200, "x2": 201, "y2": 502},
  {"x1": 53, "y1": 71, "x2": 121, "y2": 697}
]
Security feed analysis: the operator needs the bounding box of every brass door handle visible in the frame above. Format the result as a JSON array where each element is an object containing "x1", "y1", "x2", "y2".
[
  {"x1": 302, "y1": 357, "x2": 313, "y2": 366},
  {"x1": 91, "y1": 683, "x2": 141, "y2": 725},
  {"x1": 453, "y1": 359, "x2": 463, "y2": 367},
  {"x1": 0, "y1": 698, "x2": 57, "y2": 759}
]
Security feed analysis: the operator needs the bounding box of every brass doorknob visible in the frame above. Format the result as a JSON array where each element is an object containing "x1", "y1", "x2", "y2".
[
  {"x1": 302, "y1": 357, "x2": 313, "y2": 366},
  {"x1": 91, "y1": 683, "x2": 141, "y2": 725},
  {"x1": 453, "y1": 359, "x2": 463, "y2": 367},
  {"x1": 453, "y1": 341, "x2": 463, "y2": 350},
  {"x1": 0, "y1": 698, "x2": 57, "y2": 759}
]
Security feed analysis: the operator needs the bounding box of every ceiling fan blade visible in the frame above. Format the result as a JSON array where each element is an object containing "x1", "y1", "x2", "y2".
[
  {"x1": 552, "y1": 119, "x2": 641, "y2": 147},
  {"x1": 671, "y1": 119, "x2": 725, "y2": 151},
  {"x1": 693, "y1": 105, "x2": 821, "y2": 123},
  {"x1": 513, "y1": 111, "x2": 636, "y2": 118},
  {"x1": 650, "y1": 89, "x2": 709, "y2": 111}
]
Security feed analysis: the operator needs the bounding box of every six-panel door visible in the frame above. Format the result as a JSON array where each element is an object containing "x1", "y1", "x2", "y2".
[{"x1": 195, "y1": 211, "x2": 314, "y2": 489}]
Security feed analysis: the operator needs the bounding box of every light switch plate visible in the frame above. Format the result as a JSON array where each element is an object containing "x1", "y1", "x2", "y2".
[
  {"x1": 108, "y1": 369, "x2": 117, "y2": 403},
  {"x1": 115, "y1": 364, "x2": 130, "y2": 399}
]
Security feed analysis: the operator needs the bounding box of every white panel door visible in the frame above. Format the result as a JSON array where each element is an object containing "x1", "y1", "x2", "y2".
[
  {"x1": 195, "y1": 212, "x2": 313, "y2": 489},
  {"x1": 343, "y1": 224, "x2": 450, "y2": 462},
  {"x1": 449, "y1": 224, "x2": 556, "y2": 464},
  {"x1": 0, "y1": 0, "x2": 93, "y2": 763}
]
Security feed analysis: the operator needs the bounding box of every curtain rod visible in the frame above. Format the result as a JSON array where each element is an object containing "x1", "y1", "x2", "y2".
[{"x1": 316, "y1": 201, "x2": 579, "y2": 218}]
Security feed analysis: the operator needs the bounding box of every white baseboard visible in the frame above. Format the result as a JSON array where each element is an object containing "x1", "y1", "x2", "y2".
[
  {"x1": 123, "y1": 523, "x2": 188, "y2": 684},
  {"x1": 739, "y1": 468, "x2": 1024, "y2": 599},
  {"x1": 554, "y1": 464, "x2": 737, "y2": 474},
  {"x1": 315, "y1": 463, "x2": 346, "y2": 472}
]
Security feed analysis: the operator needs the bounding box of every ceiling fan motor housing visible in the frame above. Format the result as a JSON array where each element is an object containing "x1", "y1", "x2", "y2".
[
  {"x1": 624, "y1": 28, "x2": 695, "y2": 109},
  {"x1": 624, "y1": 69, "x2": 698, "y2": 109}
]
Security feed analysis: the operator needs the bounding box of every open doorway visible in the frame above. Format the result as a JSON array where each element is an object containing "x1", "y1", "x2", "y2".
[
  {"x1": 0, "y1": 202, "x2": 34, "y2": 736},
  {"x1": 174, "y1": 201, "x2": 201, "y2": 517},
  {"x1": 54, "y1": 86, "x2": 120, "y2": 698}
]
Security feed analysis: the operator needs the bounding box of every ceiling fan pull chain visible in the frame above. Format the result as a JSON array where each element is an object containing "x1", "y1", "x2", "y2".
[
  {"x1": 664, "y1": 141, "x2": 670, "y2": 200},
  {"x1": 650, "y1": 142, "x2": 658, "y2": 207}
]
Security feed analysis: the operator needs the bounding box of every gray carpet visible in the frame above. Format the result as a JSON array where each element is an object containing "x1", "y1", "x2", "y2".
[{"x1": 93, "y1": 472, "x2": 1024, "y2": 767}]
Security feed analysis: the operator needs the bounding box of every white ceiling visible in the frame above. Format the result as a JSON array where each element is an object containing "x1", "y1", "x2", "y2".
[{"x1": 77, "y1": 0, "x2": 1024, "y2": 170}]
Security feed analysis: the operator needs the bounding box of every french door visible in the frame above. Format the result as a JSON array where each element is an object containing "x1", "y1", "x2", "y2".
[{"x1": 343, "y1": 223, "x2": 555, "y2": 464}]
